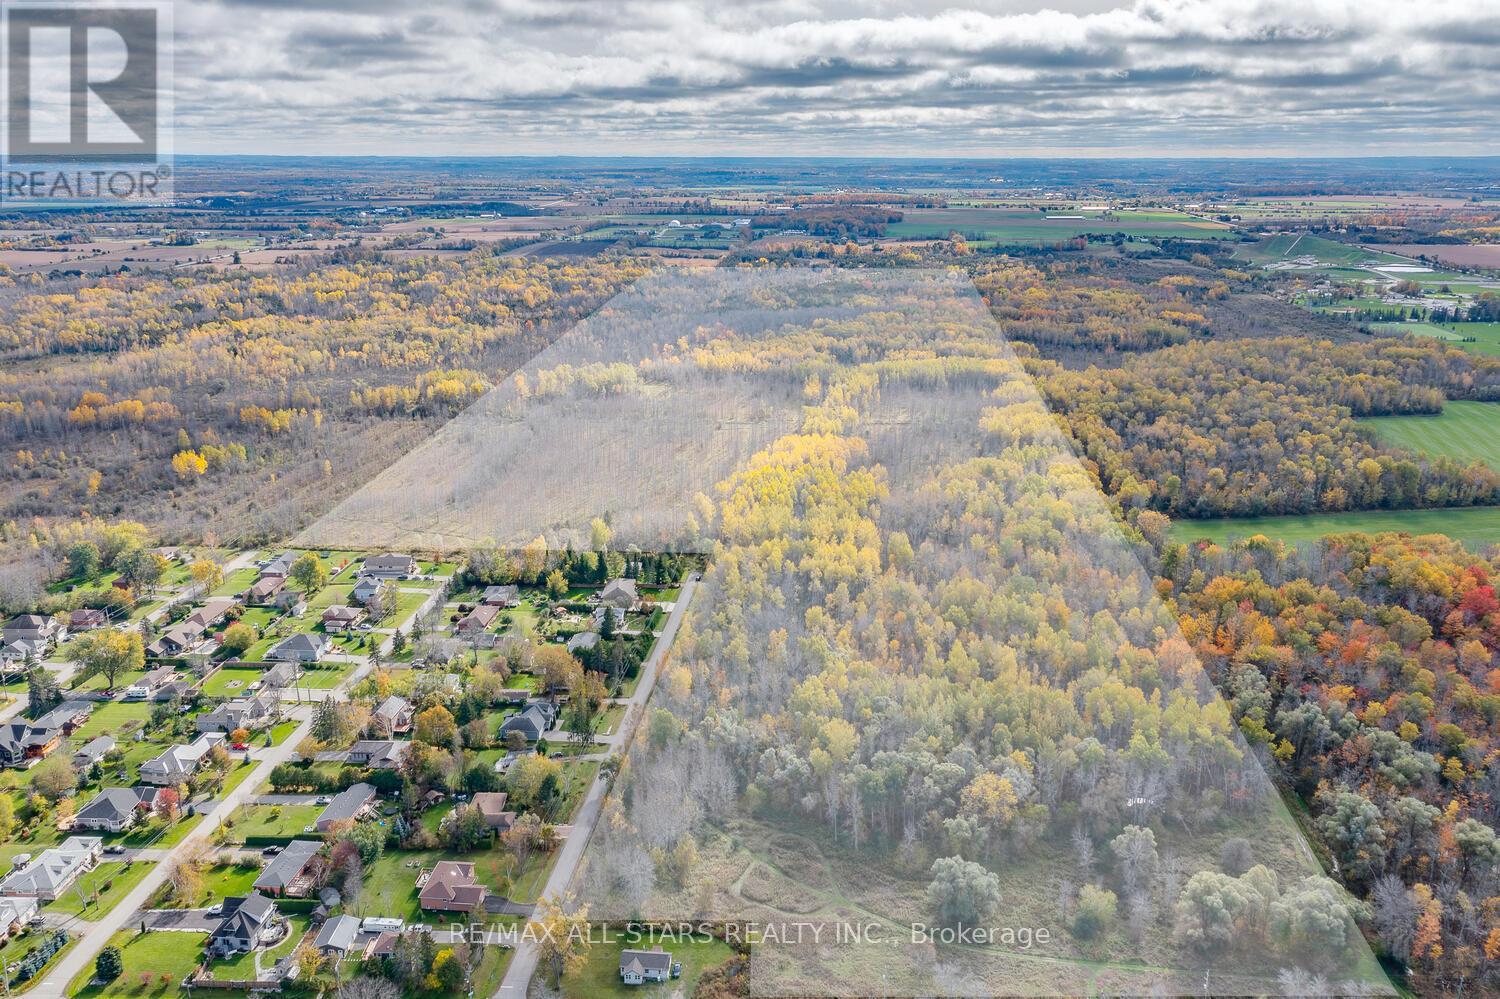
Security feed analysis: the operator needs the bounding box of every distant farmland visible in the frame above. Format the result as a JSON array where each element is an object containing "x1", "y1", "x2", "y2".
[
  {"x1": 1362, "y1": 401, "x2": 1500, "y2": 470},
  {"x1": 1170, "y1": 506, "x2": 1500, "y2": 552},
  {"x1": 886, "y1": 206, "x2": 1234, "y2": 243},
  {"x1": 1383, "y1": 243, "x2": 1500, "y2": 270}
]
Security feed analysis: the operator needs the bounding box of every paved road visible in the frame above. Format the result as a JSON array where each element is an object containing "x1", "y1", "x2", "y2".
[
  {"x1": 33, "y1": 704, "x2": 315, "y2": 997},
  {"x1": 494, "y1": 574, "x2": 700, "y2": 999},
  {"x1": 34, "y1": 566, "x2": 439, "y2": 997}
]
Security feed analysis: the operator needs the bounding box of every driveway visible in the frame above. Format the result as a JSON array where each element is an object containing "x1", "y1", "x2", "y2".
[
  {"x1": 483, "y1": 896, "x2": 536, "y2": 918},
  {"x1": 139, "y1": 908, "x2": 224, "y2": 933}
]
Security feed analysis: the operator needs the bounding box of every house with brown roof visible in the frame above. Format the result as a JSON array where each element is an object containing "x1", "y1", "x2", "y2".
[
  {"x1": 416, "y1": 861, "x2": 487, "y2": 913},
  {"x1": 470, "y1": 791, "x2": 516, "y2": 833},
  {"x1": 455, "y1": 603, "x2": 500, "y2": 634},
  {"x1": 67, "y1": 608, "x2": 108, "y2": 631},
  {"x1": 322, "y1": 605, "x2": 365, "y2": 634},
  {"x1": 246, "y1": 574, "x2": 286, "y2": 605}
]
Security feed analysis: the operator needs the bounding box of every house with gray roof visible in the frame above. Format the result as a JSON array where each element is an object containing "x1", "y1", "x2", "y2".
[
  {"x1": 74, "y1": 787, "x2": 161, "y2": 833},
  {"x1": 196, "y1": 694, "x2": 277, "y2": 735},
  {"x1": 314, "y1": 914, "x2": 362, "y2": 957},
  {"x1": 72, "y1": 735, "x2": 115, "y2": 770},
  {"x1": 619, "y1": 947, "x2": 676, "y2": 985},
  {"x1": 497, "y1": 702, "x2": 556, "y2": 743},
  {"x1": 315, "y1": 783, "x2": 376, "y2": 832},
  {"x1": 253, "y1": 839, "x2": 321, "y2": 897},
  {"x1": 208, "y1": 893, "x2": 279, "y2": 958},
  {"x1": 599, "y1": 578, "x2": 639, "y2": 611},
  {"x1": 0, "y1": 897, "x2": 38, "y2": 941},
  {"x1": 371, "y1": 695, "x2": 413, "y2": 735},
  {"x1": 567, "y1": 631, "x2": 600, "y2": 654},
  {"x1": 266, "y1": 632, "x2": 331, "y2": 663},
  {"x1": 347, "y1": 740, "x2": 410, "y2": 770},
  {"x1": 481, "y1": 584, "x2": 520, "y2": 606},
  {"x1": 0, "y1": 837, "x2": 101, "y2": 899},
  {"x1": 139, "y1": 732, "x2": 224, "y2": 785},
  {"x1": 362, "y1": 553, "x2": 416, "y2": 578},
  {"x1": 260, "y1": 661, "x2": 302, "y2": 689}
]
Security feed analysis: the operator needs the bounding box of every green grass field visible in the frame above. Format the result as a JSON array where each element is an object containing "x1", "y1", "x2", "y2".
[
  {"x1": 1170, "y1": 506, "x2": 1500, "y2": 551},
  {"x1": 1378, "y1": 320, "x2": 1500, "y2": 357},
  {"x1": 886, "y1": 206, "x2": 1232, "y2": 243},
  {"x1": 1363, "y1": 401, "x2": 1500, "y2": 469},
  {"x1": 563, "y1": 934, "x2": 734, "y2": 999}
]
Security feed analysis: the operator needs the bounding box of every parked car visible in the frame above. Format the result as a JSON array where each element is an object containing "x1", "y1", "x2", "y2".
[
  {"x1": 104, "y1": 844, "x2": 126, "y2": 855},
  {"x1": 315, "y1": 795, "x2": 332, "y2": 804},
  {"x1": 262, "y1": 845, "x2": 283, "y2": 856}
]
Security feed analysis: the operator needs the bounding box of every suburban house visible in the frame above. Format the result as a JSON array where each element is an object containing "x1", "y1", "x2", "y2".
[
  {"x1": 1, "y1": 615, "x2": 66, "y2": 646},
  {"x1": 147, "y1": 622, "x2": 200, "y2": 658},
  {"x1": 346, "y1": 740, "x2": 410, "y2": 770},
  {"x1": 0, "y1": 720, "x2": 62, "y2": 768},
  {"x1": 196, "y1": 694, "x2": 277, "y2": 735},
  {"x1": 481, "y1": 584, "x2": 520, "y2": 607},
  {"x1": 261, "y1": 553, "x2": 297, "y2": 577},
  {"x1": 73, "y1": 787, "x2": 163, "y2": 833},
  {"x1": 72, "y1": 735, "x2": 115, "y2": 769},
  {"x1": 67, "y1": 608, "x2": 109, "y2": 631},
  {"x1": 272, "y1": 589, "x2": 307, "y2": 616},
  {"x1": 567, "y1": 631, "x2": 600, "y2": 655},
  {"x1": 371, "y1": 695, "x2": 413, "y2": 735},
  {"x1": 321, "y1": 605, "x2": 365, "y2": 634},
  {"x1": 186, "y1": 597, "x2": 238, "y2": 633},
  {"x1": 208, "y1": 893, "x2": 279, "y2": 958},
  {"x1": 350, "y1": 577, "x2": 387, "y2": 606},
  {"x1": 253, "y1": 839, "x2": 322, "y2": 897},
  {"x1": 0, "y1": 638, "x2": 45, "y2": 668},
  {"x1": 363, "y1": 553, "x2": 416, "y2": 578},
  {"x1": 455, "y1": 603, "x2": 501, "y2": 634},
  {"x1": 498, "y1": 702, "x2": 557, "y2": 743},
  {"x1": 313, "y1": 914, "x2": 362, "y2": 958},
  {"x1": 0, "y1": 897, "x2": 39, "y2": 942},
  {"x1": 416, "y1": 861, "x2": 487, "y2": 913},
  {"x1": 593, "y1": 605, "x2": 627, "y2": 630},
  {"x1": 123, "y1": 666, "x2": 177, "y2": 701},
  {"x1": 471, "y1": 792, "x2": 516, "y2": 833},
  {"x1": 315, "y1": 783, "x2": 376, "y2": 832},
  {"x1": 139, "y1": 732, "x2": 224, "y2": 785},
  {"x1": 619, "y1": 948, "x2": 677, "y2": 985},
  {"x1": 246, "y1": 574, "x2": 286, "y2": 604},
  {"x1": 266, "y1": 632, "x2": 332, "y2": 663},
  {"x1": 0, "y1": 837, "x2": 101, "y2": 900},
  {"x1": 32, "y1": 701, "x2": 92, "y2": 736},
  {"x1": 261, "y1": 661, "x2": 302, "y2": 690},
  {"x1": 599, "y1": 578, "x2": 640, "y2": 611}
]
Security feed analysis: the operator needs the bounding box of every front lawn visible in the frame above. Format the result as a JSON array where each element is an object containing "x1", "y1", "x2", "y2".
[
  {"x1": 562, "y1": 933, "x2": 735, "y2": 999},
  {"x1": 47, "y1": 861, "x2": 155, "y2": 916},
  {"x1": 295, "y1": 662, "x2": 357, "y2": 689},
  {"x1": 223, "y1": 803, "x2": 322, "y2": 843},
  {"x1": 147, "y1": 862, "x2": 259, "y2": 908},
  {"x1": 67, "y1": 928, "x2": 205, "y2": 998}
]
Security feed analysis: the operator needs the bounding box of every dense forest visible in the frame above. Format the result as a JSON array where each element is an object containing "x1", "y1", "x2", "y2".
[
  {"x1": 0, "y1": 250, "x2": 649, "y2": 542},
  {"x1": 578, "y1": 272, "x2": 1465, "y2": 995}
]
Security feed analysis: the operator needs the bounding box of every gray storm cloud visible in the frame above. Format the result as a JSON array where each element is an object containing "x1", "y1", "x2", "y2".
[{"x1": 173, "y1": 0, "x2": 1500, "y2": 154}]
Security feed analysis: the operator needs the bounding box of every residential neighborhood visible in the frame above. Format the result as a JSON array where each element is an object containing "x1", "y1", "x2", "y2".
[{"x1": 0, "y1": 543, "x2": 697, "y2": 998}]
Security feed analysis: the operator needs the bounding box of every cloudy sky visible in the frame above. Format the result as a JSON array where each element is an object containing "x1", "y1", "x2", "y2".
[{"x1": 172, "y1": 0, "x2": 1500, "y2": 156}]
